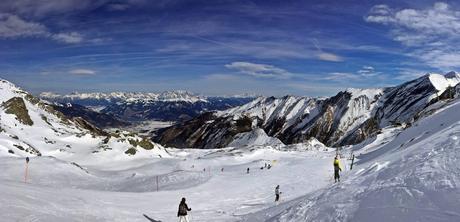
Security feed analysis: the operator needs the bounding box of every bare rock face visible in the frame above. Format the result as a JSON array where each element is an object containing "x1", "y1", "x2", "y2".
[{"x1": 2, "y1": 97, "x2": 34, "y2": 126}]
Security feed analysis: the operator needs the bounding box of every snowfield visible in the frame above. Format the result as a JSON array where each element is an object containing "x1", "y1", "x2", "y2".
[
  {"x1": 250, "y1": 98, "x2": 460, "y2": 222},
  {"x1": 1, "y1": 75, "x2": 460, "y2": 222},
  {"x1": 1, "y1": 145, "x2": 340, "y2": 222}
]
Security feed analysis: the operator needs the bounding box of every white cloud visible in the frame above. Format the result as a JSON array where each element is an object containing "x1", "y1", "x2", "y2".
[
  {"x1": 0, "y1": 0, "x2": 105, "y2": 18},
  {"x1": 0, "y1": 13, "x2": 47, "y2": 38},
  {"x1": 357, "y1": 66, "x2": 379, "y2": 77},
  {"x1": 365, "y1": 2, "x2": 460, "y2": 70},
  {"x1": 325, "y1": 72, "x2": 361, "y2": 81},
  {"x1": 326, "y1": 66, "x2": 381, "y2": 81},
  {"x1": 106, "y1": 3, "x2": 131, "y2": 11},
  {"x1": 225, "y1": 62, "x2": 293, "y2": 79},
  {"x1": 0, "y1": 13, "x2": 85, "y2": 44},
  {"x1": 312, "y1": 39, "x2": 344, "y2": 62},
  {"x1": 317, "y1": 52, "x2": 344, "y2": 62},
  {"x1": 52, "y1": 32, "x2": 83, "y2": 43},
  {"x1": 69, "y1": 69, "x2": 96, "y2": 75},
  {"x1": 0, "y1": 12, "x2": 88, "y2": 44}
]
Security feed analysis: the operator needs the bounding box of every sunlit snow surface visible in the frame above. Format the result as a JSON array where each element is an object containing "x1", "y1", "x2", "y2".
[
  {"x1": 2, "y1": 77, "x2": 460, "y2": 221},
  {"x1": 252, "y1": 99, "x2": 460, "y2": 222},
  {"x1": 1, "y1": 146, "x2": 339, "y2": 221},
  {"x1": 2, "y1": 102, "x2": 460, "y2": 222}
]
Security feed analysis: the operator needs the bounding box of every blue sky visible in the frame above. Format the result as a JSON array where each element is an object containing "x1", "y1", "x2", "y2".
[{"x1": 1, "y1": 0, "x2": 459, "y2": 96}]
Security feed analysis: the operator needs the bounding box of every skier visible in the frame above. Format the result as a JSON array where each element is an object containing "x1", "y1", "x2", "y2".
[
  {"x1": 24, "y1": 157, "x2": 30, "y2": 183},
  {"x1": 221, "y1": 167, "x2": 224, "y2": 172},
  {"x1": 247, "y1": 167, "x2": 250, "y2": 174},
  {"x1": 177, "y1": 197, "x2": 192, "y2": 222},
  {"x1": 333, "y1": 156, "x2": 342, "y2": 182},
  {"x1": 275, "y1": 185, "x2": 281, "y2": 202}
]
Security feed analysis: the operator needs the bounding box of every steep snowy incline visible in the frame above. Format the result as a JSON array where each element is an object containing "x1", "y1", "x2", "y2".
[
  {"x1": 254, "y1": 98, "x2": 460, "y2": 222},
  {"x1": 228, "y1": 128, "x2": 285, "y2": 148},
  {"x1": 429, "y1": 72, "x2": 460, "y2": 93}
]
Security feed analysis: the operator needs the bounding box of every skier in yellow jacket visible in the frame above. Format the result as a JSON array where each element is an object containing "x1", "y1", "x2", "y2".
[{"x1": 333, "y1": 156, "x2": 342, "y2": 183}]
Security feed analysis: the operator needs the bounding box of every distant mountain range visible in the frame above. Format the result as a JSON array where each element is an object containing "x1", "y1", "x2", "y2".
[
  {"x1": 156, "y1": 72, "x2": 460, "y2": 148},
  {"x1": 40, "y1": 91, "x2": 256, "y2": 124}
]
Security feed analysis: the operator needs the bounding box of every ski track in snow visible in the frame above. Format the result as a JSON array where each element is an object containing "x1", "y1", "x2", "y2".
[
  {"x1": 2, "y1": 76, "x2": 460, "y2": 221},
  {"x1": 0, "y1": 146, "x2": 341, "y2": 222},
  {"x1": 247, "y1": 99, "x2": 460, "y2": 222}
]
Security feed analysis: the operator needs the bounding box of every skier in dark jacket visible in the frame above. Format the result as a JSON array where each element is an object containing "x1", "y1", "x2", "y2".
[
  {"x1": 333, "y1": 156, "x2": 342, "y2": 182},
  {"x1": 177, "y1": 197, "x2": 191, "y2": 222},
  {"x1": 275, "y1": 185, "x2": 281, "y2": 202}
]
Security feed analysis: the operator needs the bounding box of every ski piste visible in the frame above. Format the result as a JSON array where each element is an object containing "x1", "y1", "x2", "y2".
[{"x1": 1, "y1": 71, "x2": 460, "y2": 221}]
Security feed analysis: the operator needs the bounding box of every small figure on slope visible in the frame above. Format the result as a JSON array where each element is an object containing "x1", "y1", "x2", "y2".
[
  {"x1": 275, "y1": 185, "x2": 281, "y2": 202},
  {"x1": 247, "y1": 167, "x2": 250, "y2": 174},
  {"x1": 333, "y1": 156, "x2": 342, "y2": 183},
  {"x1": 177, "y1": 197, "x2": 192, "y2": 222}
]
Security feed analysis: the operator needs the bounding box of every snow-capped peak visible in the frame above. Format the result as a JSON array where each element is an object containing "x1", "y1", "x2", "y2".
[
  {"x1": 39, "y1": 90, "x2": 208, "y2": 103},
  {"x1": 444, "y1": 71, "x2": 460, "y2": 79},
  {"x1": 428, "y1": 71, "x2": 460, "y2": 93}
]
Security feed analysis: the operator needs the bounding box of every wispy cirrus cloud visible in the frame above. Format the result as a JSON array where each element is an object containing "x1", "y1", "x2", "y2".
[
  {"x1": 326, "y1": 66, "x2": 381, "y2": 81},
  {"x1": 69, "y1": 69, "x2": 96, "y2": 75},
  {"x1": 0, "y1": 0, "x2": 107, "y2": 18},
  {"x1": 225, "y1": 62, "x2": 293, "y2": 79},
  {"x1": 52, "y1": 32, "x2": 84, "y2": 43},
  {"x1": 0, "y1": 13, "x2": 84, "y2": 43},
  {"x1": 0, "y1": 13, "x2": 47, "y2": 37},
  {"x1": 325, "y1": 72, "x2": 361, "y2": 81},
  {"x1": 365, "y1": 2, "x2": 460, "y2": 70},
  {"x1": 317, "y1": 52, "x2": 343, "y2": 62},
  {"x1": 312, "y1": 39, "x2": 344, "y2": 62}
]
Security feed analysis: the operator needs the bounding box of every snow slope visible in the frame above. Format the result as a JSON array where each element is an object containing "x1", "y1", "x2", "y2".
[
  {"x1": 2, "y1": 74, "x2": 460, "y2": 222},
  {"x1": 228, "y1": 128, "x2": 285, "y2": 148},
  {"x1": 0, "y1": 78, "x2": 168, "y2": 164},
  {"x1": 248, "y1": 97, "x2": 460, "y2": 222},
  {"x1": 0, "y1": 146, "x2": 340, "y2": 221}
]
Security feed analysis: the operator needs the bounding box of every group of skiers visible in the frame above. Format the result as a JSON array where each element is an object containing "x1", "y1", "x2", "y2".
[
  {"x1": 176, "y1": 155, "x2": 343, "y2": 221},
  {"x1": 23, "y1": 153, "x2": 343, "y2": 222}
]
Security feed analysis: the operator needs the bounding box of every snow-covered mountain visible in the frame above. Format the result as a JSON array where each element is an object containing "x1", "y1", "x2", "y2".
[
  {"x1": 157, "y1": 72, "x2": 460, "y2": 148},
  {"x1": 228, "y1": 128, "x2": 285, "y2": 148},
  {"x1": 41, "y1": 91, "x2": 255, "y2": 122},
  {"x1": 0, "y1": 79, "x2": 167, "y2": 160},
  {"x1": 247, "y1": 86, "x2": 460, "y2": 222},
  {"x1": 51, "y1": 103, "x2": 130, "y2": 128},
  {"x1": 2, "y1": 73, "x2": 460, "y2": 221},
  {"x1": 40, "y1": 90, "x2": 207, "y2": 104}
]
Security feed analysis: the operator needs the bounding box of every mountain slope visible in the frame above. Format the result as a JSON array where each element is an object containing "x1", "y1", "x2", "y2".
[
  {"x1": 0, "y1": 79, "x2": 167, "y2": 162},
  {"x1": 50, "y1": 103, "x2": 130, "y2": 128},
  {"x1": 41, "y1": 91, "x2": 255, "y2": 122},
  {"x1": 156, "y1": 72, "x2": 460, "y2": 148},
  {"x1": 253, "y1": 91, "x2": 460, "y2": 222}
]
